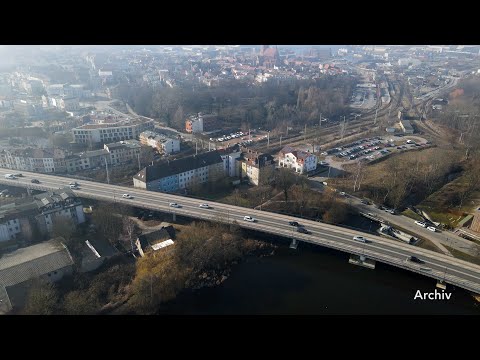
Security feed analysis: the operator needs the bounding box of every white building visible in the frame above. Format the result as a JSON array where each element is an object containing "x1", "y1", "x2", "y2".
[
  {"x1": 72, "y1": 118, "x2": 154, "y2": 144},
  {"x1": 278, "y1": 146, "x2": 317, "y2": 174},
  {"x1": 139, "y1": 131, "x2": 180, "y2": 154}
]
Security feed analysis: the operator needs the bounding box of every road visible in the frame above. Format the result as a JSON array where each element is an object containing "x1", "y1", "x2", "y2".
[
  {"x1": 343, "y1": 194, "x2": 480, "y2": 256},
  {"x1": 1, "y1": 169, "x2": 480, "y2": 294}
]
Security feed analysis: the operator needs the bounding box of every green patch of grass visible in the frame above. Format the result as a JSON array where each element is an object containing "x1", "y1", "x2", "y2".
[
  {"x1": 402, "y1": 208, "x2": 424, "y2": 221},
  {"x1": 416, "y1": 205, "x2": 463, "y2": 228},
  {"x1": 444, "y1": 245, "x2": 480, "y2": 266}
]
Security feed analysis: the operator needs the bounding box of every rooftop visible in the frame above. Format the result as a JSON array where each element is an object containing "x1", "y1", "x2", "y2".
[
  {"x1": 0, "y1": 238, "x2": 74, "y2": 287},
  {"x1": 134, "y1": 150, "x2": 223, "y2": 183}
]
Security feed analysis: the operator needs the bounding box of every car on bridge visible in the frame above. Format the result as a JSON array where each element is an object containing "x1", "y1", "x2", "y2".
[
  {"x1": 199, "y1": 203, "x2": 210, "y2": 209},
  {"x1": 353, "y1": 235, "x2": 368, "y2": 243},
  {"x1": 13, "y1": 173, "x2": 23, "y2": 177},
  {"x1": 4, "y1": 174, "x2": 16, "y2": 180},
  {"x1": 360, "y1": 199, "x2": 371, "y2": 205},
  {"x1": 31, "y1": 179, "x2": 40, "y2": 184},
  {"x1": 169, "y1": 202, "x2": 181, "y2": 208},
  {"x1": 122, "y1": 194, "x2": 133, "y2": 199},
  {"x1": 289, "y1": 221, "x2": 300, "y2": 226},
  {"x1": 409, "y1": 256, "x2": 425, "y2": 264},
  {"x1": 69, "y1": 181, "x2": 79, "y2": 186},
  {"x1": 427, "y1": 226, "x2": 437, "y2": 232},
  {"x1": 243, "y1": 216, "x2": 256, "y2": 222},
  {"x1": 297, "y1": 227, "x2": 310, "y2": 234},
  {"x1": 69, "y1": 184, "x2": 79, "y2": 189}
]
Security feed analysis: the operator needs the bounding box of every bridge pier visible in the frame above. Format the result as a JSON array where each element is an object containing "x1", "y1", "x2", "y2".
[
  {"x1": 172, "y1": 212, "x2": 176, "y2": 222},
  {"x1": 289, "y1": 238, "x2": 298, "y2": 250},
  {"x1": 349, "y1": 254, "x2": 376, "y2": 269},
  {"x1": 436, "y1": 280, "x2": 447, "y2": 290}
]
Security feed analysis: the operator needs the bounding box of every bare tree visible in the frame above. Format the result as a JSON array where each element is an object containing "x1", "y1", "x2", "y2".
[{"x1": 275, "y1": 168, "x2": 296, "y2": 204}]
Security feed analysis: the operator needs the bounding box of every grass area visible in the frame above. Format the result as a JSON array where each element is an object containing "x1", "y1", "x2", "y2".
[
  {"x1": 416, "y1": 170, "x2": 480, "y2": 228},
  {"x1": 444, "y1": 245, "x2": 480, "y2": 266},
  {"x1": 402, "y1": 208, "x2": 424, "y2": 221},
  {"x1": 416, "y1": 238, "x2": 443, "y2": 254}
]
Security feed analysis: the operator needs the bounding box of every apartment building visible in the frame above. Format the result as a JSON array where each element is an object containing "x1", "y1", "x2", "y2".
[
  {"x1": 239, "y1": 149, "x2": 275, "y2": 186},
  {"x1": 139, "y1": 131, "x2": 180, "y2": 155},
  {"x1": 278, "y1": 145, "x2": 318, "y2": 174},
  {"x1": 133, "y1": 150, "x2": 224, "y2": 192},
  {"x1": 72, "y1": 118, "x2": 154, "y2": 144}
]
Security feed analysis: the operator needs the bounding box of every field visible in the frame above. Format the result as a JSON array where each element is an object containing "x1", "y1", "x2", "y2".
[
  {"x1": 329, "y1": 147, "x2": 462, "y2": 204},
  {"x1": 416, "y1": 168, "x2": 480, "y2": 228}
]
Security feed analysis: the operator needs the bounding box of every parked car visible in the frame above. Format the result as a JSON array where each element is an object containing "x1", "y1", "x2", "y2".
[
  {"x1": 289, "y1": 221, "x2": 300, "y2": 226},
  {"x1": 427, "y1": 226, "x2": 437, "y2": 232},
  {"x1": 199, "y1": 203, "x2": 210, "y2": 209},
  {"x1": 169, "y1": 202, "x2": 181, "y2": 208},
  {"x1": 31, "y1": 179, "x2": 40, "y2": 184},
  {"x1": 353, "y1": 236, "x2": 368, "y2": 243},
  {"x1": 243, "y1": 216, "x2": 256, "y2": 222},
  {"x1": 122, "y1": 194, "x2": 133, "y2": 199},
  {"x1": 409, "y1": 256, "x2": 424, "y2": 264},
  {"x1": 415, "y1": 220, "x2": 427, "y2": 227},
  {"x1": 297, "y1": 227, "x2": 310, "y2": 234}
]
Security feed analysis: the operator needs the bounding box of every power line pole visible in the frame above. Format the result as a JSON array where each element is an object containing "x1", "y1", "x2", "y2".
[
  {"x1": 304, "y1": 123, "x2": 307, "y2": 142},
  {"x1": 374, "y1": 108, "x2": 378, "y2": 125},
  {"x1": 267, "y1": 131, "x2": 270, "y2": 148},
  {"x1": 137, "y1": 152, "x2": 141, "y2": 171}
]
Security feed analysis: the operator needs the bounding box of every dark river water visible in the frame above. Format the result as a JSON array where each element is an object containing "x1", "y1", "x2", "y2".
[{"x1": 157, "y1": 215, "x2": 480, "y2": 315}]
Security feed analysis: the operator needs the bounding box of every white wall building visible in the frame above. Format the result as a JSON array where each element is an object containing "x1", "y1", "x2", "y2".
[{"x1": 278, "y1": 146, "x2": 317, "y2": 174}]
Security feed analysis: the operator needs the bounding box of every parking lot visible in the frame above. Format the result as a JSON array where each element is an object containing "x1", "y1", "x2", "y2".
[{"x1": 319, "y1": 135, "x2": 430, "y2": 169}]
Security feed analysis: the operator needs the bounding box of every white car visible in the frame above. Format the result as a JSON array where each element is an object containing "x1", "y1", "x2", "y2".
[
  {"x1": 339, "y1": 192, "x2": 346, "y2": 196},
  {"x1": 243, "y1": 216, "x2": 256, "y2": 222},
  {"x1": 69, "y1": 181, "x2": 78, "y2": 186},
  {"x1": 415, "y1": 220, "x2": 427, "y2": 227},
  {"x1": 427, "y1": 226, "x2": 437, "y2": 232},
  {"x1": 69, "y1": 184, "x2": 78, "y2": 189},
  {"x1": 169, "y1": 202, "x2": 181, "y2": 208},
  {"x1": 199, "y1": 203, "x2": 210, "y2": 209},
  {"x1": 353, "y1": 236, "x2": 368, "y2": 243},
  {"x1": 122, "y1": 194, "x2": 133, "y2": 199},
  {"x1": 320, "y1": 161, "x2": 329, "y2": 166}
]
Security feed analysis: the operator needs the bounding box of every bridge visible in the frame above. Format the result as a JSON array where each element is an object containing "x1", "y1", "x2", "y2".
[{"x1": 1, "y1": 168, "x2": 480, "y2": 295}]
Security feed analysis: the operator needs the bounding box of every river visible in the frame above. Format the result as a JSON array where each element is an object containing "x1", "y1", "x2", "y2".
[{"x1": 157, "y1": 215, "x2": 480, "y2": 315}]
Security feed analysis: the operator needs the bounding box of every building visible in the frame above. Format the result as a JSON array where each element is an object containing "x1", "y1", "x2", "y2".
[
  {"x1": 0, "y1": 202, "x2": 37, "y2": 242},
  {"x1": 33, "y1": 189, "x2": 86, "y2": 233},
  {"x1": 72, "y1": 118, "x2": 154, "y2": 144},
  {"x1": 135, "y1": 225, "x2": 176, "y2": 257},
  {"x1": 0, "y1": 238, "x2": 74, "y2": 314},
  {"x1": 400, "y1": 120, "x2": 414, "y2": 134},
  {"x1": 59, "y1": 97, "x2": 80, "y2": 111},
  {"x1": 218, "y1": 145, "x2": 242, "y2": 177},
  {"x1": 0, "y1": 148, "x2": 67, "y2": 173},
  {"x1": 239, "y1": 149, "x2": 275, "y2": 186},
  {"x1": 139, "y1": 131, "x2": 180, "y2": 155},
  {"x1": 185, "y1": 113, "x2": 219, "y2": 134},
  {"x1": 278, "y1": 146, "x2": 317, "y2": 174},
  {"x1": 133, "y1": 150, "x2": 224, "y2": 192},
  {"x1": 104, "y1": 141, "x2": 141, "y2": 165}
]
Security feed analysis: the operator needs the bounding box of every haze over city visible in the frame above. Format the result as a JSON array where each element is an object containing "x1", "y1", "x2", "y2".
[{"x1": 0, "y1": 44, "x2": 479, "y2": 315}]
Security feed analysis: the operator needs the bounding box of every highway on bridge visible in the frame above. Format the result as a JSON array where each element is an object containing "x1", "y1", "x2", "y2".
[{"x1": 1, "y1": 168, "x2": 480, "y2": 294}]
